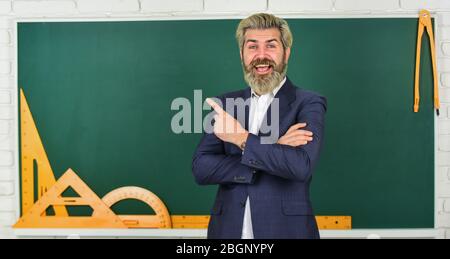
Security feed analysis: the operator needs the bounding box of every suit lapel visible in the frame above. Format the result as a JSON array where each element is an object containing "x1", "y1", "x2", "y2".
[{"x1": 259, "y1": 78, "x2": 297, "y2": 139}]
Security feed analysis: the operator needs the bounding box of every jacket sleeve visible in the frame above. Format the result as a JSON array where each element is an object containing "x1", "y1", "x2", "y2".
[
  {"x1": 240, "y1": 95, "x2": 327, "y2": 182},
  {"x1": 192, "y1": 128, "x2": 256, "y2": 186}
]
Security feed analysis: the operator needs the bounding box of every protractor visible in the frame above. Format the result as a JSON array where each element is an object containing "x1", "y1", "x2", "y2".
[{"x1": 97, "y1": 187, "x2": 172, "y2": 228}]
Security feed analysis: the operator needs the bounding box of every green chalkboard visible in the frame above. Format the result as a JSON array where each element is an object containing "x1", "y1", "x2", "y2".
[{"x1": 18, "y1": 18, "x2": 435, "y2": 228}]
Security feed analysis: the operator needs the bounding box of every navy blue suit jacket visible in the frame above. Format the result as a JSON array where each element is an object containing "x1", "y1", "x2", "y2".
[{"x1": 192, "y1": 78, "x2": 327, "y2": 239}]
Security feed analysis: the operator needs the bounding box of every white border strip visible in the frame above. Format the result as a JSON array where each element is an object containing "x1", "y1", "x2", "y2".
[
  {"x1": 12, "y1": 228, "x2": 445, "y2": 239},
  {"x1": 13, "y1": 13, "x2": 425, "y2": 23}
]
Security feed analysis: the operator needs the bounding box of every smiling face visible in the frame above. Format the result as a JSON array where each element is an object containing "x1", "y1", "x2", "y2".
[{"x1": 241, "y1": 28, "x2": 291, "y2": 95}]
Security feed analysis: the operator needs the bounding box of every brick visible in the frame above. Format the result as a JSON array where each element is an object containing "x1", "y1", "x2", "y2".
[
  {"x1": 439, "y1": 134, "x2": 450, "y2": 151},
  {"x1": 437, "y1": 168, "x2": 450, "y2": 197},
  {"x1": 439, "y1": 27, "x2": 450, "y2": 42},
  {"x1": 0, "y1": 168, "x2": 14, "y2": 181},
  {"x1": 204, "y1": 0, "x2": 267, "y2": 13},
  {"x1": 0, "y1": 61, "x2": 10, "y2": 75},
  {"x1": 0, "y1": 46, "x2": 11, "y2": 60},
  {"x1": 335, "y1": 0, "x2": 399, "y2": 11},
  {"x1": 444, "y1": 198, "x2": 450, "y2": 212},
  {"x1": 442, "y1": 72, "x2": 450, "y2": 87},
  {"x1": 269, "y1": 0, "x2": 332, "y2": 12},
  {"x1": 0, "y1": 106, "x2": 13, "y2": 119},
  {"x1": 0, "y1": 212, "x2": 15, "y2": 226},
  {"x1": 0, "y1": 120, "x2": 9, "y2": 135},
  {"x1": 437, "y1": 57, "x2": 450, "y2": 72},
  {"x1": 0, "y1": 197, "x2": 14, "y2": 211},
  {"x1": 77, "y1": 0, "x2": 140, "y2": 13},
  {"x1": 437, "y1": 151, "x2": 450, "y2": 166},
  {"x1": 0, "y1": 182, "x2": 13, "y2": 196},
  {"x1": 439, "y1": 13, "x2": 450, "y2": 27},
  {"x1": 446, "y1": 229, "x2": 450, "y2": 239},
  {"x1": 13, "y1": 0, "x2": 77, "y2": 15},
  {"x1": 438, "y1": 198, "x2": 445, "y2": 212},
  {"x1": 141, "y1": 0, "x2": 203, "y2": 13},
  {"x1": 0, "y1": 135, "x2": 13, "y2": 150},
  {"x1": 0, "y1": 19, "x2": 10, "y2": 29},
  {"x1": 438, "y1": 166, "x2": 450, "y2": 182},
  {"x1": 0, "y1": 30, "x2": 9, "y2": 44},
  {"x1": 0, "y1": 151, "x2": 13, "y2": 166},
  {"x1": 439, "y1": 87, "x2": 450, "y2": 103},
  {"x1": 439, "y1": 120, "x2": 450, "y2": 134},
  {"x1": 438, "y1": 183, "x2": 450, "y2": 197},
  {"x1": 0, "y1": 76, "x2": 11, "y2": 89},
  {"x1": 437, "y1": 213, "x2": 450, "y2": 228},
  {"x1": 0, "y1": 91, "x2": 10, "y2": 104},
  {"x1": 443, "y1": 42, "x2": 450, "y2": 57},
  {"x1": 401, "y1": 0, "x2": 450, "y2": 10},
  {"x1": 437, "y1": 103, "x2": 450, "y2": 118},
  {"x1": 0, "y1": 1, "x2": 11, "y2": 15}
]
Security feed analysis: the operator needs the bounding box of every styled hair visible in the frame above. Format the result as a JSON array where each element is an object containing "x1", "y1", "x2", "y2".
[{"x1": 236, "y1": 13, "x2": 293, "y2": 51}]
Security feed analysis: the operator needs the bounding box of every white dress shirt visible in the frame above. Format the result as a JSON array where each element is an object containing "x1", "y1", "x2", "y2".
[{"x1": 241, "y1": 77, "x2": 286, "y2": 239}]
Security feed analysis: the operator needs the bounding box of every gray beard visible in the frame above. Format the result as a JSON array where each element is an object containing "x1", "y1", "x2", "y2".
[{"x1": 243, "y1": 61, "x2": 288, "y2": 96}]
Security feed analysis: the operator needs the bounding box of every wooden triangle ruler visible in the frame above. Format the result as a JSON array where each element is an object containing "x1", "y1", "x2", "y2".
[
  {"x1": 14, "y1": 169, "x2": 127, "y2": 228},
  {"x1": 20, "y1": 89, "x2": 67, "y2": 216}
]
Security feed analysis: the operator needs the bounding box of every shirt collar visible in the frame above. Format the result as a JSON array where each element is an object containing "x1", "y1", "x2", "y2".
[{"x1": 251, "y1": 77, "x2": 286, "y2": 99}]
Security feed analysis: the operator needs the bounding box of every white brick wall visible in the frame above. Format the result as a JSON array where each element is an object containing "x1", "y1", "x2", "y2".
[
  {"x1": 204, "y1": 0, "x2": 266, "y2": 13},
  {"x1": 0, "y1": 30, "x2": 9, "y2": 44},
  {"x1": 0, "y1": 182, "x2": 13, "y2": 196},
  {"x1": 141, "y1": 0, "x2": 203, "y2": 13},
  {"x1": 0, "y1": 212, "x2": 15, "y2": 226},
  {"x1": 401, "y1": 0, "x2": 450, "y2": 11},
  {"x1": 0, "y1": 0, "x2": 448, "y2": 239},
  {"x1": 0, "y1": 77, "x2": 12, "y2": 89},
  {"x1": 0, "y1": 61, "x2": 10, "y2": 75},
  {"x1": 269, "y1": 0, "x2": 333, "y2": 12},
  {"x1": 334, "y1": 0, "x2": 399, "y2": 11},
  {"x1": 0, "y1": 1, "x2": 11, "y2": 15},
  {"x1": 77, "y1": 0, "x2": 140, "y2": 14},
  {"x1": 0, "y1": 196, "x2": 14, "y2": 212},
  {"x1": 0, "y1": 169, "x2": 14, "y2": 181},
  {"x1": 13, "y1": 1, "x2": 77, "y2": 15}
]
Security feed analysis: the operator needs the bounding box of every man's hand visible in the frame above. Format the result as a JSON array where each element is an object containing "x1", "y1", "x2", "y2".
[
  {"x1": 206, "y1": 98, "x2": 249, "y2": 149},
  {"x1": 277, "y1": 123, "x2": 313, "y2": 147}
]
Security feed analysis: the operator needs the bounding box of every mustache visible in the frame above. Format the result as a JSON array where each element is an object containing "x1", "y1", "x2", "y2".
[{"x1": 249, "y1": 58, "x2": 276, "y2": 68}]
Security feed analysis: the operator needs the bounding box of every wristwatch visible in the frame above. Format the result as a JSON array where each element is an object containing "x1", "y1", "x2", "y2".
[{"x1": 240, "y1": 141, "x2": 246, "y2": 151}]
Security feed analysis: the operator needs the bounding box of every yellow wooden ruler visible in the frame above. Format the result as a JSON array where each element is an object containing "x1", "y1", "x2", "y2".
[
  {"x1": 14, "y1": 169, "x2": 127, "y2": 228},
  {"x1": 20, "y1": 89, "x2": 67, "y2": 216},
  {"x1": 97, "y1": 187, "x2": 172, "y2": 228},
  {"x1": 171, "y1": 215, "x2": 351, "y2": 230}
]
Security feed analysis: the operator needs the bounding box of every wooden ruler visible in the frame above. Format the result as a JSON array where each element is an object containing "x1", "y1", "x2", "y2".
[
  {"x1": 20, "y1": 89, "x2": 67, "y2": 216},
  {"x1": 170, "y1": 215, "x2": 351, "y2": 230},
  {"x1": 316, "y1": 216, "x2": 352, "y2": 230},
  {"x1": 98, "y1": 187, "x2": 172, "y2": 228},
  {"x1": 14, "y1": 169, "x2": 127, "y2": 228}
]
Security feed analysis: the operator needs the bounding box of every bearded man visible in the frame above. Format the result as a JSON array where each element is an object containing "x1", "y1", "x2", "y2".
[{"x1": 192, "y1": 13, "x2": 327, "y2": 239}]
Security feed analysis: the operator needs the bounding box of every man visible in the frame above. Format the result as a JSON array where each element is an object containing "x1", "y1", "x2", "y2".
[{"x1": 192, "y1": 13, "x2": 327, "y2": 239}]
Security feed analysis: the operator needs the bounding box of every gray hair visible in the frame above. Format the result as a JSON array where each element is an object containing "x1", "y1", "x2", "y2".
[{"x1": 236, "y1": 13, "x2": 293, "y2": 51}]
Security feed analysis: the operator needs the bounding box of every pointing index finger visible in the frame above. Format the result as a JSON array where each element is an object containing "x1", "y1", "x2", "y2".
[{"x1": 206, "y1": 98, "x2": 224, "y2": 114}]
